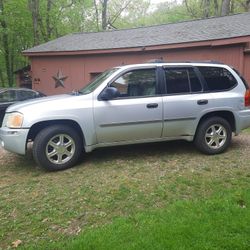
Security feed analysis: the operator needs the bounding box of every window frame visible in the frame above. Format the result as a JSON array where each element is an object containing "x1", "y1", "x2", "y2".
[
  {"x1": 197, "y1": 66, "x2": 238, "y2": 93},
  {"x1": 162, "y1": 66, "x2": 204, "y2": 96},
  {"x1": 99, "y1": 66, "x2": 161, "y2": 100}
]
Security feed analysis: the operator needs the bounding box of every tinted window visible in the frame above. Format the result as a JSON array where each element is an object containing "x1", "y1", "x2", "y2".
[
  {"x1": 198, "y1": 66, "x2": 237, "y2": 91},
  {"x1": 164, "y1": 68, "x2": 202, "y2": 94},
  {"x1": 18, "y1": 90, "x2": 37, "y2": 101},
  {"x1": 111, "y1": 69, "x2": 156, "y2": 98},
  {"x1": 0, "y1": 90, "x2": 16, "y2": 102}
]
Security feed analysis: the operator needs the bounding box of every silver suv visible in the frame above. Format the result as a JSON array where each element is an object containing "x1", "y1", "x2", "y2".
[{"x1": 1, "y1": 62, "x2": 250, "y2": 171}]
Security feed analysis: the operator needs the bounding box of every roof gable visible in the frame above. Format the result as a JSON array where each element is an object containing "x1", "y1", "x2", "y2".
[{"x1": 23, "y1": 12, "x2": 250, "y2": 54}]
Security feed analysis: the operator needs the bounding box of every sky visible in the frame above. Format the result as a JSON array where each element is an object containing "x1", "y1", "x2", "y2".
[
  {"x1": 151, "y1": 0, "x2": 170, "y2": 3},
  {"x1": 149, "y1": 0, "x2": 181, "y2": 11},
  {"x1": 150, "y1": 0, "x2": 182, "y2": 4}
]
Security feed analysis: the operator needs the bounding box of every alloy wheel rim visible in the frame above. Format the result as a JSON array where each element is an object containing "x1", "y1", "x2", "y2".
[
  {"x1": 205, "y1": 124, "x2": 227, "y2": 149},
  {"x1": 46, "y1": 134, "x2": 75, "y2": 164}
]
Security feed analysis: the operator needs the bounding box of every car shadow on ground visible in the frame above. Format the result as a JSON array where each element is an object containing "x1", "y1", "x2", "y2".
[
  {"x1": 85, "y1": 140, "x2": 195, "y2": 162},
  {"x1": 0, "y1": 136, "x2": 247, "y2": 172},
  {"x1": 79, "y1": 140, "x2": 245, "y2": 164}
]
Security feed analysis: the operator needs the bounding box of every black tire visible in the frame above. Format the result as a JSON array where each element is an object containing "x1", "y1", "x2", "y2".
[
  {"x1": 33, "y1": 125, "x2": 83, "y2": 171},
  {"x1": 194, "y1": 117, "x2": 232, "y2": 155}
]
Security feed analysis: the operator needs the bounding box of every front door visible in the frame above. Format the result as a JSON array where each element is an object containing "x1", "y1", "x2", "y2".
[{"x1": 94, "y1": 68, "x2": 163, "y2": 144}]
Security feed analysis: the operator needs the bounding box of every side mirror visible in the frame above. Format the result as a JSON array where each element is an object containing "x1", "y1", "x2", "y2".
[{"x1": 99, "y1": 87, "x2": 120, "y2": 101}]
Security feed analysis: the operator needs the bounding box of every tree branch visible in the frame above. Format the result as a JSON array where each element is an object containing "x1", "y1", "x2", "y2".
[
  {"x1": 184, "y1": 0, "x2": 198, "y2": 18},
  {"x1": 109, "y1": 0, "x2": 133, "y2": 25},
  {"x1": 93, "y1": 0, "x2": 100, "y2": 31}
]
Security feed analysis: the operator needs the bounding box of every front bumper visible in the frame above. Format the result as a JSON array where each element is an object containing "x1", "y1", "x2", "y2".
[{"x1": 0, "y1": 127, "x2": 29, "y2": 155}]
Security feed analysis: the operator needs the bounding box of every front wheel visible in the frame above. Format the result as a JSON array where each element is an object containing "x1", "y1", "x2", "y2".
[
  {"x1": 33, "y1": 125, "x2": 83, "y2": 171},
  {"x1": 194, "y1": 117, "x2": 232, "y2": 155}
]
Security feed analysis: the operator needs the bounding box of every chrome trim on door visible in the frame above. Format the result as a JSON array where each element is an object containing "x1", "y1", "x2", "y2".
[
  {"x1": 100, "y1": 119, "x2": 163, "y2": 128},
  {"x1": 164, "y1": 117, "x2": 196, "y2": 122}
]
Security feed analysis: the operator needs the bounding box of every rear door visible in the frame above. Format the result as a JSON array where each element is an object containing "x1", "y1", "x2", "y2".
[
  {"x1": 162, "y1": 66, "x2": 212, "y2": 137},
  {"x1": 94, "y1": 67, "x2": 163, "y2": 143}
]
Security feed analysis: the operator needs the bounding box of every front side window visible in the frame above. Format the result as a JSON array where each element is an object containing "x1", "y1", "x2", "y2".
[
  {"x1": 79, "y1": 68, "x2": 118, "y2": 95},
  {"x1": 164, "y1": 68, "x2": 202, "y2": 94},
  {"x1": 198, "y1": 66, "x2": 237, "y2": 91},
  {"x1": 110, "y1": 69, "x2": 157, "y2": 98}
]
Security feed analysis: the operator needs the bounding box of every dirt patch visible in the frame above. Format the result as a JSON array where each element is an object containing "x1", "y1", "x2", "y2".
[{"x1": 0, "y1": 147, "x2": 16, "y2": 165}]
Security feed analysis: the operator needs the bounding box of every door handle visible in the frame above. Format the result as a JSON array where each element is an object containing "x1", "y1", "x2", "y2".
[
  {"x1": 147, "y1": 103, "x2": 158, "y2": 109},
  {"x1": 197, "y1": 99, "x2": 208, "y2": 105}
]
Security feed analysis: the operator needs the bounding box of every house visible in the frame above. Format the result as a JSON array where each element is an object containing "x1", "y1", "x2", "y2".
[{"x1": 23, "y1": 12, "x2": 250, "y2": 95}]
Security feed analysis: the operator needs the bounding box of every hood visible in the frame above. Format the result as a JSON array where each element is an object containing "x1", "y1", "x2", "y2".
[{"x1": 6, "y1": 93, "x2": 92, "y2": 114}]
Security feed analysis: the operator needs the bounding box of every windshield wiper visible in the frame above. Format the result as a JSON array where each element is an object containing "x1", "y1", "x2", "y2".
[{"x1": 71, "y1": 89, "x2": 81, "y2": 95}]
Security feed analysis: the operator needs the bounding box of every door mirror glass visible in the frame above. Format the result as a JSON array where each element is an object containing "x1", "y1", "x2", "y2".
[{"x1": 99, "y1": 87, "x2": 120, "y2": 100}]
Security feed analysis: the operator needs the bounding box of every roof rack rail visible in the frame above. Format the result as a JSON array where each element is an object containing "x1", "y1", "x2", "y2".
[
  {"x1": 146, "y1": 59, "x2": 224, "y2": 64},
  {"x1": 146, "y1": 59, "x2": 166, "y2": 63},
  {"x1": 166, "y1": 60, "x2": 224, "y2": 64}
]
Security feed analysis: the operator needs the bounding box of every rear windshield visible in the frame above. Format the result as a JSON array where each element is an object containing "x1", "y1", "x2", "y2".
[{"x1": 198, "y1": 66, "x2": 237, "y2": 91}]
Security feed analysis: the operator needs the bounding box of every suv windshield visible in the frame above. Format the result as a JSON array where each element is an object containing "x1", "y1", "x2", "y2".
[{"x1": 79, "y1": 68, "x2": 118, "y2": 95}]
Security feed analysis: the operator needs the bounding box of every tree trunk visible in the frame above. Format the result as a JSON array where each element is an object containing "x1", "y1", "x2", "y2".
[
  {"x1": 184, "y1": 0, "x2": 198, "y2": 18},
  {"x1": 246, "y1": 0, "x2": 250, "y2": 11},
  {"x1": 213, "y1": 0, "x2": 219, "y2": 16},
  {"x1": 9, "y1": 42, "x2": 14, "y2": 86},
  {"x1": 93, "y1": 0, "x2": 100, "y2": 31},
  {"x1": 29, "y1": 0, "x2": 40, "y2": 45},
  {"x1": 0, "y1": 69, "x2": 5, "y2": 87},
  {"x1": 240, "y1": 0, "x2": 250, "y2": 11},
  {"x1": 221, "y1": 0, "x2": 230, "y2": 16},
  {"x1": 46, "y1": 0, "x2": 53, "y2": 41},
  {"x1": 0, "y1": 0, "x2": 13, "y2": 86},
  {"x1": 203, "y1": 0, "x2": 210, "y2": 18},
  {"x1": 102, "y1": 0, "x2": 108, "y2": 30}
]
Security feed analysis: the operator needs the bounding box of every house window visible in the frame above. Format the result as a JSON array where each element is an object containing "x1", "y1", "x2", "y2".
[{"x1": 90, "y1": 72, "x2": 102, "y2": 81}]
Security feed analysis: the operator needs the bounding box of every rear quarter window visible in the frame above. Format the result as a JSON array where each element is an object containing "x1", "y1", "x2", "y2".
[{"x1": 198, "y1": 66, "x2": 237, "y2": 91}]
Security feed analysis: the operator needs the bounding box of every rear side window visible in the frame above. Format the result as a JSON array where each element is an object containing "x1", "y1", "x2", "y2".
[
  {"x1": 164, "y1": 68, "x2": 202, "y2": 94},
  {"x1": 198, "y1": 66, "x2": 237, "y2": 91}
]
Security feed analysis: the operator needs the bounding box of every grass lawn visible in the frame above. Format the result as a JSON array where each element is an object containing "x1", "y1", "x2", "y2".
[
  {"x1": 1, "y1": 130, "x2": 250, "y2": 249},
  {"x1": 29, "y1": 190, "x2": 250, "y2": 250}
]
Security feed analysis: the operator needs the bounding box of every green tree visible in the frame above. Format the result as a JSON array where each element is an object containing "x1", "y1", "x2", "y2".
[
  {"x1": 0, "y1": 0, "x2": 32, "y2": 87},
  {"x1": 0, "y1": 0, "x2": 249, "y2": 87}
]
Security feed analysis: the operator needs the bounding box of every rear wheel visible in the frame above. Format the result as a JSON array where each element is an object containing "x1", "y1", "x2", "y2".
[
  {"x1": 194, "y1": 117, "x2": 232, "y2": 154},
  {"x1": 33, "y1": 125, "x2": 83, "y2": 171}
]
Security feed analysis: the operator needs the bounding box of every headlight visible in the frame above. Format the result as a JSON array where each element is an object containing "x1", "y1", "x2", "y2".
[{"x1": 6, "y1": 112, "x2": 24, "y2": 128}]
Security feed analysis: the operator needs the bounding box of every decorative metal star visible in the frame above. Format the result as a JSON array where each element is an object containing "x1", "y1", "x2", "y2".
[{"x1": 53, "y1": 70, "x2": 68, "y2": 88}]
